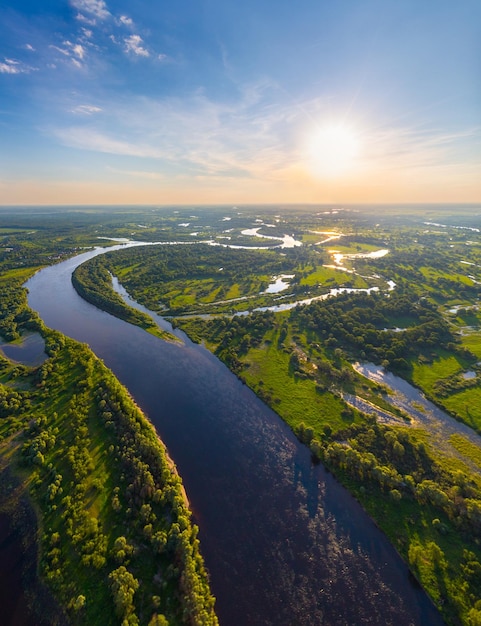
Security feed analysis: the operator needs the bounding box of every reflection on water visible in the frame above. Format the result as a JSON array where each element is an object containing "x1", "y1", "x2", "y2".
[
  {"x1": 264, "y1": 274, "x2": 295, "y2": 294},
  {"x1": 0, "y1": 332, "x2": 47, "y2": 367},
  {"x1": 354, "y1": 362, "x2": 481, "y2": 475},
  {"x1": 240, "y1": 227, "x2": 303, "y2": 248}
]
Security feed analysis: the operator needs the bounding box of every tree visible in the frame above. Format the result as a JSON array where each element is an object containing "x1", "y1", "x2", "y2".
[
  {"x1": 148, "y1": 615, "x2": 169, "y2": 626},
  {"x1": 109, "y1": 566, "x2": 139, "y2": 620},
  {"x1": 72, "y1": 595, "x2": 86, "y2": 611}
]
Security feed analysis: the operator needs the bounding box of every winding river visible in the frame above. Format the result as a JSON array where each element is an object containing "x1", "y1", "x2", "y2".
[{"x1": 26, "y1": 245, "x2": 443, "y2": 626}]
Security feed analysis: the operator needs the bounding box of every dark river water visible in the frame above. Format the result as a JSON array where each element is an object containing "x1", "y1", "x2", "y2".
[
  {"x1": 26, "y1": 246, "x2": 444, "y2": 626},
  {"x1": 0, "y1": 513, "x2": 33, "y2": 626}
]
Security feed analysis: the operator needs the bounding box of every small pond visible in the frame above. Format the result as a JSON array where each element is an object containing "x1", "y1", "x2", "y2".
[{"x1": 0, "y1": 333, "x2": 47, "y2": 367}]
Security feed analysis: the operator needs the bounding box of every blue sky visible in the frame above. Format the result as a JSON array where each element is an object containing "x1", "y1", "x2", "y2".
[{"x1": 0, "y1": 0, "x2": 480, "y2": 205}]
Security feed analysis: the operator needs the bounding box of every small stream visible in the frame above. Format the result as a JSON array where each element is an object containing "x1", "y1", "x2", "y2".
[{"x1": 354, "y1": 362, "x2": 481, "y2": 473}]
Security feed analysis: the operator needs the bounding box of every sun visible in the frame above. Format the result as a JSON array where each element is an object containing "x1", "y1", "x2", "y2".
[{"x1": 305, "y1": 124, "x2": 361, "y2": 178}]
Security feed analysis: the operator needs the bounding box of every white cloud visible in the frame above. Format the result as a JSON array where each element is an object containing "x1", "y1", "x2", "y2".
[
  {"x1": 0, "y1": 60, "x2": 21, "y2": 74},
  {"x1": 50, "y1": 45, "x2": 70, "y2": 57},
  {"x1": 124, "y1": 35, "x2": 149, "y2": 57},
  {"x1": 53, "y1": 127, "x2": 165, "y2": 158},
  {"x1": 25, "y1": 44, "x2": 36, "y2": 52},
  {"x1": 50, "y1": 41, "x2": 87, "y2": 67},
  {"x1": 72, "y1": 43, "x2": 86, "y2": 59},
  {"x1": 119, "y1": 15, "x2": 134, "y2": 27},
  {"x1": 48, "y1": 86, "x2": 480, "y2": 191},
  {"x1": 71, "y1": 0, "x2": 110, "y2": 20},
  {"x1": 0, "y1": 58, "x2": 35, "y2": 74},
  {"x1": 71, "y1": 105, "x2": 103, "y2": 115},
  {"x1": 75, "y1": 13, "x2": 97, "y2": 26}
]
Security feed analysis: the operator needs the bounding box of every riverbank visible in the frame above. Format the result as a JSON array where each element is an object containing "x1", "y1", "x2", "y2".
[
  {"x1": 0, "y1": 464, "x2": 68, "y2": 626},
  {"x1": 0, "y1": 266, "x2": 218, "y2": 625},
  {"x1": 71, "y1": 256, "x2": 178, "y2": 343}
]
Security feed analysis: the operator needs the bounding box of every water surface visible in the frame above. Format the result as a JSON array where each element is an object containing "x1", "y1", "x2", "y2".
[{"x1": 0, "y1": 332, "x2": 47, "y2": 367}]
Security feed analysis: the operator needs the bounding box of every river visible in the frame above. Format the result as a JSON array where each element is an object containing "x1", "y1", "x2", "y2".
[
  {"x1": 353, "y1": 362, "x2": 481, "y2": 476},
  {"x1": 26, "y1": 245, "x2": 443, "y2": 626}
]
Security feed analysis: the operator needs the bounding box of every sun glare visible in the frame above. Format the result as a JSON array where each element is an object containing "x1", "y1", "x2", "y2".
[{"x1": 305, "y1": 124, "x2": 361, "y2": 178}]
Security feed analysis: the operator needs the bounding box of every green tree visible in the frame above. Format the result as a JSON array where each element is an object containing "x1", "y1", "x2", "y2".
[{"x1": 108, "y1": 566, "x2": 139, "y2": 621}]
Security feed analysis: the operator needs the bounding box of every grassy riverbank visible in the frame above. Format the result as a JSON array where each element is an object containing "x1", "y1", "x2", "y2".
[
  {"x1": 72, "y1": 256, "x2": 178, "y2": 343},
  {"x1": 0, "y1": 268, "x2": 218, "y2": 625}
]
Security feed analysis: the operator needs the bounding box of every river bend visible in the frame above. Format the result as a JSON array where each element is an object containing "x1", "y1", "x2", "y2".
[{"x1": 26, "y1": 246, "x2": 443, "y2": 626}]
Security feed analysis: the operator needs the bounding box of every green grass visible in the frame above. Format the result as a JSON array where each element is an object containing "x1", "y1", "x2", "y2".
[
  {"x1": 411, "y1": 354, "x2": 464, "y2": 393},
  {"x1": 419, "y1": 266, "x2": 475, "y2": 287},
  {"x1": 442, "y1": 388, "x2": 481, "y2": 432},
  {"x1": 224, "y1": 283, "x2": 241, "y2": 299},
  {"x1": 0, "y1": 267, "x2": 40, "y2": 282},
  {"x1": 0, "y1": 228, "x2": 34, "y2": 234},
  {"x1": 461, "y1": 333, "x2": 481, "y2": 358},
  {"x1": 241, "y1": 330, "x2": 356, "y2": 436},
  {"x1": 300, "y1": 266, "x2": 352, "y2": 286},
  {"x1": 449, "y1": 434, "x2": 481, "y2": 469}
]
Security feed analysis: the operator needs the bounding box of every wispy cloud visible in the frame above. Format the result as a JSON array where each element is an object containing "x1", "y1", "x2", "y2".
[
  {"x1": 358, "y1": 124, "x2": 481, "y2": 172},
  {"x1": 50, "y1": 40, "x2": 87, "y2": 68},
  {"x1": 71, "y1": 0, "x2": 110, "y2": 21},
  {"x1": 71, "y1": 104, "x2": 103, "y2": 115},
  {"x1": 52, "y1": 127, "x2": 165, "y2": 158},
  {"x1": 24, "y1": 44, "x2": 36, "y2": 52},
  {"x1": 0, "y1": 58, "x2": 36, "y2": 74},
  {"x1": 118, "y1": 15, "x2": 134, "y2": 27},
  {"x1": 50, "y1": 88, "x2": 295, "y2": 179},
  {"x1": 49, "y1": 84, "x2": 481, "y2": 190},
  {"x1": 74, "y1": 12, "x2": 97, "y2": 26},
  {"x1": 124, "y1": 35, "x2": 149, "y2": 57}
]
